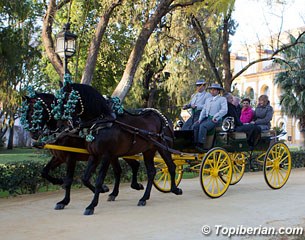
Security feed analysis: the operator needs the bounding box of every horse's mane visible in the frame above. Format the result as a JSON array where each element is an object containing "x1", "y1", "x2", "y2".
[
  {"x1": 35, "y1": 93, "x2": 55, "y2": 106},
  {"x1": 64, "y1": 83, "x2": 112, "y2": 119},
  {"x1": 123, "y1": 108, "x2": 174, "y2": 137}
]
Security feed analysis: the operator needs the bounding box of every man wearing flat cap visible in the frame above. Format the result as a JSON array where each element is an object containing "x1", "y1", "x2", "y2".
[
  {"x1": 182, "y1": 79, "x2": 212, "y2": 130},
  {"x1": 193, "y1": 83, "x2": 228, "y2": 150}
]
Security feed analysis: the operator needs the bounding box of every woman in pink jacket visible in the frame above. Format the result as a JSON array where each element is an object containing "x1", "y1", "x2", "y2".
[{"x1": 240, "y1": 98, "x2": 254, "y2": 123}]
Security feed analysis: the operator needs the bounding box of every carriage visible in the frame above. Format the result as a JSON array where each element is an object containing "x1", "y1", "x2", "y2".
[{"x1": 44, "y1": 117, "x2": 292, "y2": 199}]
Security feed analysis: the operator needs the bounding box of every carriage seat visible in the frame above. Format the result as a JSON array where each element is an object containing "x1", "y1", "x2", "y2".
[{"x1": 228, "y1": 129, "x2": 275, "y2": 140}]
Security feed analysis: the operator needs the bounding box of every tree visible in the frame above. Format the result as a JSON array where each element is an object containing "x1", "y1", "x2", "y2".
[
  {"x1": 274, "y1": 34, "x2": 305, "y2": 134},
  {"x1": 0, "y1": 0, "x2": 44, "y2": 149}
]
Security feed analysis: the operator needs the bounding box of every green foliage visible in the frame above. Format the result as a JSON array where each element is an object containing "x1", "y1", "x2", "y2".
[
  {"x1": 274, "y1": 34, "x2": 305, "y2": 130},
  {"x1": 0, "y1": 158, "x2": 147, "y2": 196}
]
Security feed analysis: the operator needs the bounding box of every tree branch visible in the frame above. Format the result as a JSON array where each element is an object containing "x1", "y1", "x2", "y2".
[
  {"x1": 169, "y1": 0, "x2": 205, "y2": 11},
  {"x1": 232, "y1": 31, "x2": 305, "y2": 82},
  {"x1": 42, "y1": 0, "x2": 64, "y2": 78},
  {"x1": 81, "y1": 0, "x2": 123, "y2": 85},
  {"x1": 191, "y1": 15, "x2": 222, "y2": 83}
]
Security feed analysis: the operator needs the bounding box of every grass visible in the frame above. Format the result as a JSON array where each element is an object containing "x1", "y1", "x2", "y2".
[{"x1": 0, "y1": 147, "x2": 50, "y2": 163}]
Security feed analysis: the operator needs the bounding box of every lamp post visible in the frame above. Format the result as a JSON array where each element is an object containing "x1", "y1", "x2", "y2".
[{"x1": 55, "y1": 23, "x2": 77, "y2": 75}]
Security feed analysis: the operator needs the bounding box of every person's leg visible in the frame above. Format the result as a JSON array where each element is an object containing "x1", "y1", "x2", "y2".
[
  {"x1": 181, "y1": 115, "x2": 193, "y2": 130},
  {"x1": 192, "y1": 121, "x2": 200, "y2": 143},
  {"x1": 198, "y1": 119, "x2": 216, "y2": 144}
]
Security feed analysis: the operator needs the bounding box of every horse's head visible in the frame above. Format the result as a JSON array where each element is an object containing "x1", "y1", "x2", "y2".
[
  {"x1": 53, "y1": 82, "x2": 113, "y2": 127},
  {"x1": 20, "y1": 93, "x2": 55, "y2": 140}
]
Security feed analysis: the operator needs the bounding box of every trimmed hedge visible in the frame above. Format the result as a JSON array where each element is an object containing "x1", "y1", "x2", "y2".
[
  {"x1": 0, "y1": 159, "x2": 147, "y2": 196},
  {"x1": 1, "y1": 151, "x2": 304, "y2": 196}
]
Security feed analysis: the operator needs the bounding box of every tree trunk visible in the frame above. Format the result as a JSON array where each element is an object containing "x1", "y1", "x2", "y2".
[
  {"x1": 222, "y1": 12, "x2": 232, "y2": 92},
  {"x1": 111, "y1": 0, "x2": 175, "y2": 102},
  {"x1": 42, "y1": 0, "x2": 64, "y2": 79},
  {"x1": 81, "y1": 0, "x2": 122, "y2": 85},
  {"x1": 7, "y1": 126, "x2": 14, "y2": 150}
]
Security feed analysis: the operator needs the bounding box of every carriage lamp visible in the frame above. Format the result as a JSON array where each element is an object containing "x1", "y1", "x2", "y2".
[{"x1": 55, "y1": 23, "x2": 77, "y2": 73}]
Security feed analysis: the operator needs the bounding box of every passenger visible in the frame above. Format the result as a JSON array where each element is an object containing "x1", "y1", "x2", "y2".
[
  {"x1": 240, "y1": 98, "x2": 254, "y2": 124},
  {"x1": 223, "y1": 93, "x2": 243, "y2": 127},
  {"x1": 223, "y1": 93, "x2": 261, "y2": 148},
  {"x1": 193, "y1": 83, "x2": 227, "y2": 150},
  {"x1": 251, "y1": 95, "x2": 273, "y2": 131},
  {"x1": 233, "y1": 96, "x2": 242, "y2": 118},
  {"x1": 181, "y1": 79, "x2": 212, "y2": 130}
]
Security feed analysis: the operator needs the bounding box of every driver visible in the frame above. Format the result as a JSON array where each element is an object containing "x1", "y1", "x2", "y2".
[{"x1": 181, "y1": 79, "x2": 212, "y2": 130}]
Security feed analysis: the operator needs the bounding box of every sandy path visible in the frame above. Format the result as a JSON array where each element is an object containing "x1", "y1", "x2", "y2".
[{"x1": 0, "y1": 168, "x2": 305, "y2": 240}]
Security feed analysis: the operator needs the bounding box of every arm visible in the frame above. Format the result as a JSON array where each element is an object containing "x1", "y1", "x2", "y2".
[
  {"x1": 213, "y1": 98, "x2": 228, "y2": 121},
  {"x1": 196, "y1": 92, "x2": 212, "y2": 110},
  {"x1": 198, "y1": 104, "x2": 207, "y2": 122}
]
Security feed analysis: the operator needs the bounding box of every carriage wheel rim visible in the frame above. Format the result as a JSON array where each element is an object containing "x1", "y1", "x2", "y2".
[
  {"x1": 228, "y1": 153, "x2": 246, "y2": 185},
  {"x1": 200, "y1": 148, "x2": 232, "y2": 198},
  {"x1": 264, "y1": 142, "x2": 291, "y2": 189},
  {"x1": 153, "y1": 162, "x2": 183, "y2": 192}
]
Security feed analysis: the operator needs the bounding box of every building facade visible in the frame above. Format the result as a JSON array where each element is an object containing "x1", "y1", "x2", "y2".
[{"x1": 231, "y1": 42, "x2": 304, "y2": 147}]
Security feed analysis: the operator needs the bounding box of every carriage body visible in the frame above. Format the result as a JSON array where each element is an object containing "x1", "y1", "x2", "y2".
[{"x1": 172, "y1": 128, "x2": 274, "y2": 153}]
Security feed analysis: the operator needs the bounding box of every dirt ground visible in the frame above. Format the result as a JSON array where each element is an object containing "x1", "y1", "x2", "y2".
[{"x1": 1, "y1": 168, "x2": 305, "y2": 240}]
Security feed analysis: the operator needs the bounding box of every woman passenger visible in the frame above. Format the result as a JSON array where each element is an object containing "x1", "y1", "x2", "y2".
[
  {"x1": 251, "y1": 95, "x2": 274, "y2": 131},
  {"x1": 240, "y1": 98, "x2": 254, "y2": 124}
]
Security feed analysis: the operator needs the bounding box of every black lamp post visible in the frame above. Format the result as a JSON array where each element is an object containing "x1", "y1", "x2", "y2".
[{"x1": 55, "y1": 23, "x2": 77, "y2": 74}]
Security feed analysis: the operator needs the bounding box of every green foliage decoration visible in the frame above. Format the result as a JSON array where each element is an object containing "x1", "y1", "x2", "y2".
[
  {"x1": 111, "y1": 97, "x2": 124, "y2": 115},
  {"x1": 51, "y1": 74, "x2": 81, "y2": 121}
]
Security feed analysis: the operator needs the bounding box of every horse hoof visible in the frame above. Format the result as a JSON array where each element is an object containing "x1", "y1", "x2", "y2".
[
  {"x1": 84, "y1": 208, "x2": 94, "y2": 215},
  {"x1": 107, "y1": 195, "x2": 116, "y2": 201},
  {"x1": 137, "y1": 200, "x2": 146, "y2": 206},
  {"x1": 54, "y1": 203, "x2": 66, "y2": 210},
  {"x1": 172, "y1": 188, "x2": 183, "y2": 195},
  {"x1": 131, "y1": 183, "x2": 144, "y2": 190},
  {"x1": 100, "y1": 184, "x2": 109, "y2": 193}
]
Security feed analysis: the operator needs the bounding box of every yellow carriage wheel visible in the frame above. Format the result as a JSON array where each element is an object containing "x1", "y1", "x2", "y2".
[
  {"x1": 153, "y1": 159, "x2": 183, "y2": 193},
  {"x1": 228, "y1": 153, "x2": 246, "y2": 185},
  {"x1": 200, "y1": 148, "x2": 232, "y2": 198},
  {"x1": 263, "y1": 142, "x2": 291, "y2": 189}
]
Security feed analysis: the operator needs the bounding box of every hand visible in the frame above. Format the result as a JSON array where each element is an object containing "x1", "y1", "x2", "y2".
[
  {"x1": 182, "y1": 105, "x2": 188, "y2": 110},
  {"x1": 212, "y1": 118, "x2": 218, "y2": 123}
]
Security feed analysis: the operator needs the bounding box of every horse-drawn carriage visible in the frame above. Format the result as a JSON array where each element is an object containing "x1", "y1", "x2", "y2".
[
  {"x1": 119, "y1": 119, "x2": 291, "y2": 198},
  {"x1": 22, "y1": 81, "x2": 291, "y2": 215}
]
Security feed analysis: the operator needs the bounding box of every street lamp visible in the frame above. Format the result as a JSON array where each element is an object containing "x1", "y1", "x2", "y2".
[{"x1": 55, "y1": 23, "x2": 77, "y2": 74}]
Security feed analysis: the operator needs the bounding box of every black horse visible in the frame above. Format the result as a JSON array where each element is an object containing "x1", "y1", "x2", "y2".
[
  {"x1": 21, "y1": 93, "x2": 143, "y2": 210},
  {"x1": 57, "y1": 83, "x2": 182, "y2": 215}
]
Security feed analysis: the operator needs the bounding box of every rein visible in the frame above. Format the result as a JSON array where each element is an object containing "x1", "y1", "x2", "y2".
[{"x1": 114, "y1": 120, "x2": 181, "y2": 155}]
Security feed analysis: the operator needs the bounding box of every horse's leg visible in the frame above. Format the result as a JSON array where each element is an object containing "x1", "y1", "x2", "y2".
[
  {"x1": 54, "y1": 154, "x2": 76, "y2": 210},
  {"x1": 81, "y1": 157, "x2": 109, "y2": 194},
  {"x1": 137, "y1": 150, "x2": 156, "y2": 206},
  {"x1": 84, "y1": 154, "x2": 112, "y2": 215},
  {"x1": 157, "y1": 149, "x2": 183, "y2": 195},
  {"x1": 107, "y1": 157, "x2": 122, "y2": 201},
  {"x1": 41, "y1": 156, "x2": 64, "y2": 185},
  {"x1": 124, "y1": 159, "x2": 144, "y2": 190}
]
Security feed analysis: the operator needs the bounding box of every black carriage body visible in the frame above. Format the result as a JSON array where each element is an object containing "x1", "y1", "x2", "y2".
[{"x1": 173, "y1": 129, "x2": 274, "y2": 153}]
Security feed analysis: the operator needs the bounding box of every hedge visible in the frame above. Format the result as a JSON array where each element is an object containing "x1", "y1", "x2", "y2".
[
  {"x1": 0, "y1": 159, "x2": 147, "y2": 196},
  {"x1": 0, "y1": 151, "x2": 304, "y2": 196}
]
